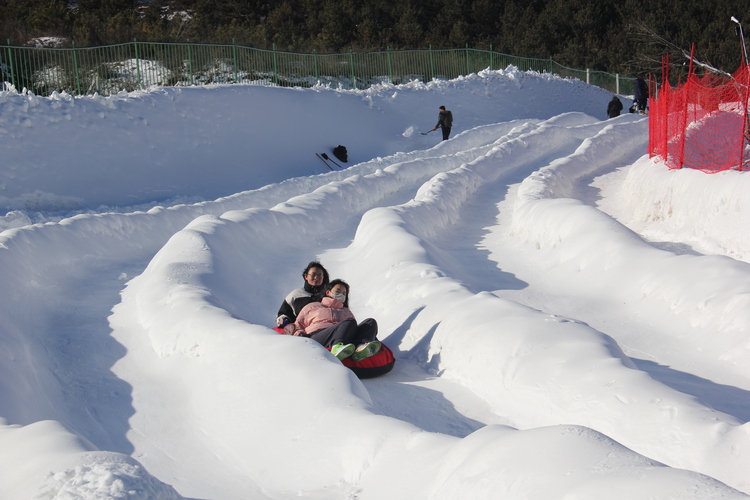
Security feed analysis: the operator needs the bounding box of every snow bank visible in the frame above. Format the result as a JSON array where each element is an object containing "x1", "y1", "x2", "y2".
[
  {"x1": 621, "y1": 157, "x2": 750, "y2": 261},
  {"x1": 122, "y1": 111, "x2": 749, "y2": 497},
  {"x1": 2, "y1": 67, "x2": 750, "y2": 499},
  {"x1": 0, "y1": 67, "x2": 611, "y2": 212},
  {"x1": 0, "y1": 420, "x2": 181, "y2": 499}
]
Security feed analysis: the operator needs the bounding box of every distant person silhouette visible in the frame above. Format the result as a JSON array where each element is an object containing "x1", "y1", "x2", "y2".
[
  {"x1": 431, "y1": 105, "x2": 453, "y2": 140},
  {"x1": 607, "y1": 95, "x2": 623, "y2": 118},
  {"x1": 634, "y1": 75, "x2": 649, "y2": 115}
]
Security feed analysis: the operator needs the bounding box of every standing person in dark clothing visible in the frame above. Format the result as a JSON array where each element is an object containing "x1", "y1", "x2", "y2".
[
  {"x1": 431, "y1": 105, "x2": 453, "y2": 140},
  {"x1": 276, "y1": 261, "x2": 330, "y2": 327},
  {"x1": 607, "y1": 95, "x2": 623, "y2": 118},
  {"x1": 634, "y1": 75, "x2": 649, "y2": 115}
]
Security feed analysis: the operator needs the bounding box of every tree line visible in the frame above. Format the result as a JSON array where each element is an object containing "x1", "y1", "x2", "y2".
[{"x1": 2, "y1": 0, "x2": 749, "y2": 78}]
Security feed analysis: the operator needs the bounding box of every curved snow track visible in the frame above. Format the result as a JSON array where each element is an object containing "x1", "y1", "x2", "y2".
[{"x1": 2, "y1": 112, "x2": 750, "y2": 498}]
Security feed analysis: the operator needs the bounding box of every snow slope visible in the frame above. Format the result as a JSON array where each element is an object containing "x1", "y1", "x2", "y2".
[{"x1": 1, "y1": 68, "x2": 749, "y2": 499}]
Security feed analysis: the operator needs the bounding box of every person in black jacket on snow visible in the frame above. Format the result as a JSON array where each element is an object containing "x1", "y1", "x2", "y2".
[
  {"x1": 607, "y1": 95, "x2": 623, "y2": 118},
  {"x1": 431, "y1": 105, "x2": 453, "y2": 140},
  {"x1": 276, "y1": 261, "x2": 330, "y2": 327},
  {"x1": 634, "y1": 75, "x2": 649, "y2": 115}
]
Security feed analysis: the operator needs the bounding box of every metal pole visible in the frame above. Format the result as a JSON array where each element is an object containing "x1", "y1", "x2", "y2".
[
  {"x1": 187, "y1": 40, "x2": 193, "y2": 85},
  {"x1": 744, "y1": 61, "x2": 750, "y2": 170},
  {"x1": 6, "y1": 40, "x2": 17, "y2": 90},
  {"x1": 387, "y1": 46, "x2": 392, "y2": 84},
  {"x1": 429, "y1": 45, "x2": 434, "y2": 81},
  {"x1": 349, "y1": 48, "x2": 355, "y2": 89},
  {"x1": 466, "y1": 44, "x2": 470, "y2": 76},
  {"x1": 313, "y1": 49, "x2": 318, "y2": 82},
  {"x1": 732, "y1": 22, "x2": 750, "y2": 170},
  {"x1": 134, "y1": 38, "x2": 142, "y2": 90},
  {"x1": 272, "y1": 43, "x2": 278, "y2": 86},
  {"x1": 232, "y1": 38, "x2": 237, "y2": 83},
  {"x1": 731, "y1": 17, "x2": 749, "y2": 65},
  {"x1": 72, "y1": 41, "x2": 81, "y2": 95},
  {"x1": 678, "y1": 49, "x2": 695, "y2": 169}
]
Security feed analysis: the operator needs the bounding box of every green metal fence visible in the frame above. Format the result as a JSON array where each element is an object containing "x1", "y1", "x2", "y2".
[{"x1": 1, "y1": 40, "x2": 635, "y2": 97}]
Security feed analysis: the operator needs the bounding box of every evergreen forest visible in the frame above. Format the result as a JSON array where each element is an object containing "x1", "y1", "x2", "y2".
[{"x1": 2, "y1": 0, "x2": 750, "y2": 78}]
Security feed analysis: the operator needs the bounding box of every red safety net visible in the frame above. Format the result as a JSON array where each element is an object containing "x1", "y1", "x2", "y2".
[{"x1": 648, "y1": 54, "x2": 750, "y2": 173}]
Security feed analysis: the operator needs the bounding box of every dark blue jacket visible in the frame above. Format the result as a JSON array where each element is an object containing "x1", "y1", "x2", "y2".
[{"x1": 634, "y1": 77, "x2": 649, "y2": 100}]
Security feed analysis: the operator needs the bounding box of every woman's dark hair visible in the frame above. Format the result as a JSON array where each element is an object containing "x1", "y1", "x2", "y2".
[
  {"x1": 325, "y1": 278, "x2": 350, "y2": 308},
  {"x1": 302, "y1": 261, "x2": 329, "y2": 284}
]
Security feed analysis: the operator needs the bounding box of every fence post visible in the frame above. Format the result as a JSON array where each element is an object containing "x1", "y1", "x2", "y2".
[
  {"x1": 349, "y1": 48, "x2": 355, "y2": 89},
  {"x1": 387, "y1": 46, "x2": 392, "y2": 84},
  {"x1": 660, "y1": 55, "x2": 670, "y2": 164},
  {"x1": 232, "y1": 38, "x2": 237, "y2": 83},
  {"x1": 187, "y1": 39, "x2": 193, "y2": 85},
  {"x1": 586, "y1": 68, "x2": 590, "y2": 85},
  {"x1": 72, "y1": 41, "x2": 81, "y2": 95},
  {"x1": 740, "y1": 67, "x2": 750, "y2": 171},
  {"x1": 134, "y1": 38, "x2": 142, "y2": 90},
  {"x1": 272, "y1": 43, "x2": 278, "y2": 86},
  {"x1": 490, "y1": 45, "x2": 493, "y2": 70},
  {"x1": 466, "y1": 44, "x2": 470, "y2": 75},
  {"x1": 615, "y1": 73, "x2": 620, "y2": 94},
  {"x1": 429, "y1": 45, "x2": 434, "y2": 81},
  {"x1": 312, "y1": 49, "x2": 318, "y2": 82},
  {"x1": 6, "y1": 40, "x2": 17, "y2": 90}
]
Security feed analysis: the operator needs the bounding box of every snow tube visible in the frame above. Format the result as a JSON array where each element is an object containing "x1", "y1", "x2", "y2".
[
  {"x1": 273, "y1": 326, "x2": 395, "y2": 378},
  {"x1": 337, "y1": 343, "x2": 395, "y2": 379}
]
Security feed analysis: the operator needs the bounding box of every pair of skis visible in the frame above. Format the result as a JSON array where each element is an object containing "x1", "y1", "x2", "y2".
[{"x1": 316, "y1": 152, "x2": 343, "y2": 170}]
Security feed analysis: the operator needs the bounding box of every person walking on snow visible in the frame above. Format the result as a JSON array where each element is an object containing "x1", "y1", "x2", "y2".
[
  {"x1": 431, "y1": 105, "x2": 453, "y2": 140},
  {"x1": 634, "y1": 75, "x2": 649, "y2": 115},
  {"x1": 607, "y1": 95, "x2": 623, "y2": 118}
]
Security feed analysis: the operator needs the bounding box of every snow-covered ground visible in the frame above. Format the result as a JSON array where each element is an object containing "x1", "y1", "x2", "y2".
[{"x1": 1, "y1": 68, "x2": 750, "y2": 499}]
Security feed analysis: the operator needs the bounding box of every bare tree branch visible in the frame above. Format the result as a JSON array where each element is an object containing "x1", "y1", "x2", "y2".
[{"x1": 627, "y1": 20, "x2": 732, "y2": 78}]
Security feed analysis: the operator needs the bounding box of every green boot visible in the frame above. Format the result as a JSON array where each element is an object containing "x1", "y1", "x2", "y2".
[
  {"x1": 352, "y1": 340, "x2": 381, "y2": 362},
  {"x1": 331, "y1": 343, "x2": 356, "y2": 360}
]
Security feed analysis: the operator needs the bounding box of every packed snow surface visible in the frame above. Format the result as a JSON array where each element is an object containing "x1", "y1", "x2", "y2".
[{"x1": 1, "y1": 68, "x2": 750, "y2": 499}]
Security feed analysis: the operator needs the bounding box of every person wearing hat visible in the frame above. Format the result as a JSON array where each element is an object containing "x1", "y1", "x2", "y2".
[{"x1": 607, "y1": 95, "x2": 623, "y2": 118}]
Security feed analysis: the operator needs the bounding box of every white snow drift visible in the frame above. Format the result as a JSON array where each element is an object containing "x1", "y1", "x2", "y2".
[{"x1": 1, "y1": 68, "x2": 749, "y2": 499}]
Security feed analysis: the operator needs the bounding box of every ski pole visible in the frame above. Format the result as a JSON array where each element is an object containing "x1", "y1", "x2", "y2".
[
  {"x1": 315, "y1": 153, "x2": 334, "y2": 170},
  {"x1": 321, "y1": 153, "x2": 342, "y2": 168}
]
